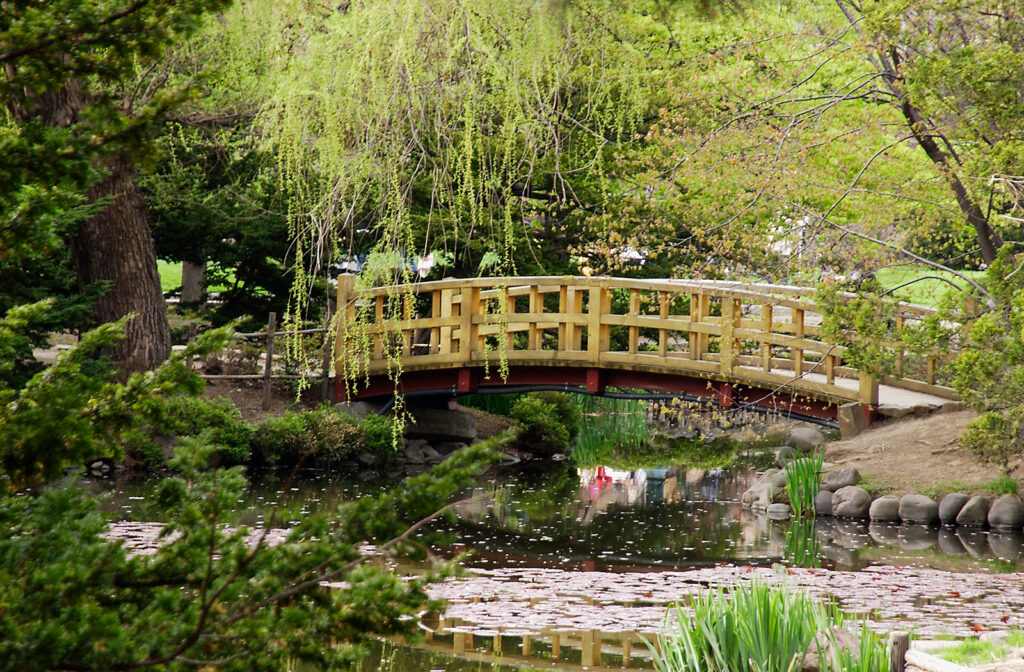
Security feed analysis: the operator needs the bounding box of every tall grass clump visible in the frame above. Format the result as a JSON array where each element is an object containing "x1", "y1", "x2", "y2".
[
  {"x1": 786, "y1": 450, "x2": 824, "y2": 517},
  {"x1": 571, "y1": 396, "x2": 652, "y2": 464},
  {"x1": 651, "y1": 581, "x2": 890, "y2": 672}
]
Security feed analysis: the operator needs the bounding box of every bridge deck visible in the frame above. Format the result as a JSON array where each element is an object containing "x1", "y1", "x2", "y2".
[{"x1": 333, "y1": 276, "x2": 960, "y2": 425}]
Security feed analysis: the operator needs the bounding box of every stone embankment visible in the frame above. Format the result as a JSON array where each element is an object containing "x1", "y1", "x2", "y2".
[{"x1": 742, "y1": 427, "x2": 1024, "y2": 537}]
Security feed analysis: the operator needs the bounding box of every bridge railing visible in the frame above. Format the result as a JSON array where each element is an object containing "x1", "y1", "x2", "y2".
[{"x1": 334, "y1": 276, "x2": 957, "y2": 405}]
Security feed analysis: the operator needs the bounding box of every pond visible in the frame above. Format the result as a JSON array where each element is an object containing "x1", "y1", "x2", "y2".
[{"x1": 98, "y1": 437, "x2": 1024, "y2": 670}]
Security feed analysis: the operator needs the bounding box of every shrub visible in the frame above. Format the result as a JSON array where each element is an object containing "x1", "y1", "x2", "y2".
[
  {"x1": 251, "y1": 408, "x2": 365, "y2": 466},
  {"x1": 125, "y1": 395, "x2": 253, "y2": 466},
  {"x1": 361, "y1": 414, "x2": 399, "y2": 454},
  {"x1": 510, "y1": 393, "x2": 579, "y2": 454}
]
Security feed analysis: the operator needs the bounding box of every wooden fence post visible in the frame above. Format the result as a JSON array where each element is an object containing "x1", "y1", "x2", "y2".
[
  {"x1": 888, "y1": 631, "x2": 909, "y2": 672},
  {"x1": 262, "y1": 311, "x2": 277, "y2": 411},
  {"x1": 320, "y1": 304, "x2": 332, "y2": 402}
]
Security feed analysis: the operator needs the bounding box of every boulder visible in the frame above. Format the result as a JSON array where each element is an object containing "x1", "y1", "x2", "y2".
[
  {"x1": 802, "y1": 626, "x2": 861, "y2": 672},
  {"x1": 769, "y1": 470, "x2": 790, "y2": 503},
  {"x1": 868, "y1": 495, "x2": 900, "y2": 522},
  {"x1": 814, "y1": 490, "x2": 834, "y2": 516},
  {"x1": 421, "y1": 444, "x2": 443, "y2": 462},
  {"x1": 956, "y1": 496, "x2": 991, "y2": 527},
  {"x1": 405, "y1": 408, "x2": 478, "y2": 443},
  {"x1": 823, "y1": 466, "x2": 861, "y2": 491},
  {"x1": 938, "y1": 493, "x2": 971, "y2": 525},
  {"x1": 988, "y1": 494, "x2": 1024, "y2": 529},
  {"x1": 899, "y1": 494, "x2": 939, "y2": 525},
  {"x1": 787, "y1": 427, "x2": 825, "y2": 452},
  {"x1": 403, "y1": 445, "x2": 426, "y2": 464},
  {"x1": 775, "y1": 446, "x2": 798, "y2": 467},
  {"x1": 767, "y1": 503, "x2": 792, "y2": 520},
  {"x1": 741, "y1": 470, "x2": 778, "y2": 505},
  {"x1": 831, "y1": 486, "x2": 872, "y2": 519},
  {"x1": 435, "y1": 441, "x2": 469, "y2": 455},
  {"x1": 356, "y1": 452, "x2": 379, "y2": 466}
]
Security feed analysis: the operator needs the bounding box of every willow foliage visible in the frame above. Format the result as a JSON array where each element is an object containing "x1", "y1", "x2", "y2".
[{"x1": 247, "y1": 0, "x2": 656, "y2": 290}]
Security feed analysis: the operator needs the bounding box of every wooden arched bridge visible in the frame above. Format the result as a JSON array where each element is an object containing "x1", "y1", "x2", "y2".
[{"x1": 332, "y1": 276, "x2": 960, "y2": 431}]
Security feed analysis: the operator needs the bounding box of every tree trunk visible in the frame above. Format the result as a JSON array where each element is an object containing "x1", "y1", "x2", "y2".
[
  {"x1": 181, "y1": 259, "x2": 206, "y2": 304},
  {"x1": 72, "y1": 151, "x2": 171, "y2": 373}
]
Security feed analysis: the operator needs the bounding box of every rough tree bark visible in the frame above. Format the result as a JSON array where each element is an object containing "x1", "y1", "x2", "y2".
[
  {"x1": 7, "y1": 76, "x2": 171, "y2": 373},
  {"x1": 72, "y1": 151, "x2": 171, "y2": 372}
]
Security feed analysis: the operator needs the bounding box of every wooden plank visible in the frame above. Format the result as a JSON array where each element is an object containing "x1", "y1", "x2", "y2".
[
  {"x1": 793, "y1": 308, "x2": 805, "y2": 376},
  {"x1": 439, "y1": 289, "x2": 454, "y2": 355},
  {"x1": 429, "y1": 290, "x2": 440, "y2": 354},
  {"x1": 374, "y1": 295, "x2": 384, "y2": 359},
  {"x1": 761, "y1": 304, "x2": 773, "y2": 372},
  {"x1": 558, "y1": 285, "x2": 568, "y2": 351},
  {"x1": 659, "y1": 291, "x2": 669, "y2": 358},
  {"x1": 720, "y1": 298, "x2": 741, "y2": 374},
  {"x1": 628, "y1": 289, "x2": 640, "y2": 354},
  {"x1": 262, "y1": 311, "x2": 276, "y2": 411},
  {"x1": 529, "y1": 285, "x2": 541, "y2": 351}
]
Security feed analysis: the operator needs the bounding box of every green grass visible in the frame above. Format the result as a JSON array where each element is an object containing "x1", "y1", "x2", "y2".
[
  {"x1": 937, "y1": 630, "x2": 1024, "y2": 666},
  {"x1": 873, "y1": 265, "x2": 984, "y2": 307},
  {"x1": 980, "y1": 476, "x2": 1020, "y2": 497},
  {"x1": 158, "y1": 260, "x2": 182, "y2": 292},
  {"x1": 156, "y1": 260, "x2": 233, "y2": 295},
  {"x1": 651, "y1": 581, "x2": 890, "y2": 672}
]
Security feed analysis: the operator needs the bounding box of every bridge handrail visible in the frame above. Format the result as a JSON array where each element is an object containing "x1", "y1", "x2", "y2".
[{"x1": 334, "y1": 275, "x2": 956, "y2": 407}]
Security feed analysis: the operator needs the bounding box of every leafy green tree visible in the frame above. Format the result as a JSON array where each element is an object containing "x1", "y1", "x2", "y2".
[{"x1": 2, "y1": 0, "x2": 231, "y2": 372}]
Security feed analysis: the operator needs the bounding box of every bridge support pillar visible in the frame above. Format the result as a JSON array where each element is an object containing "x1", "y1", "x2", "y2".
[
  {"x1": 585, "y1": 368, "x2": 606, "y2": 394},
  {"x1": 838, "y1": 401, "x2": 868, "y2": 439},
  {"x1": 456, "y1": 368, "x2": 478, "y2": 394}
]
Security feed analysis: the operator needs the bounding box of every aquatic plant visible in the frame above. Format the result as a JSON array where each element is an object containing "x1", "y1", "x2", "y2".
[
  {"x1": 785, "y1": 450, "x2": 824, "y2": 518},
  {"x1": 651, "y1": 580, "x2": 890, "y2": 672}
]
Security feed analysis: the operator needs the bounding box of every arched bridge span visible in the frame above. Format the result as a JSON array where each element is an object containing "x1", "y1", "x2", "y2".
[{"x1": 332, "y1": 276, "x2": 959, "y2": 430}]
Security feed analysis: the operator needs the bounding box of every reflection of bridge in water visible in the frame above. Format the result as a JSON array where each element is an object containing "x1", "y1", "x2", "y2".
[{"x1": 334, "y1": 276, "x2": 960, "y2": 429}]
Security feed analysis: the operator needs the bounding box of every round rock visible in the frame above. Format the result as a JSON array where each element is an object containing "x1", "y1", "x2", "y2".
[
  {"x1": 832, "y1": 486, "x2": 872, "y2": 519},
  {"x1": 823, "y1": 466, "x2": 861, "y2": 491},
  {"x1": 938, "y1": 493, "x2": 971, "y2": 525},
  {"x1": 741, "y1": 481, "x2": 771, "y2": 506},
  {"x1": 769, "y1": 469, "x2": 789, "y2": 491},
  {"x1": 899, "y1": 494, "x2": 939, "y2": 525},
  {"x1": 956, "y1": 496, "x2": 991, "y2": 527},
  {"x1": 766, "y1": 503, "x2": 792, "y2": 520},
  {"x1": 787, "y1": 427, "x2": 825, "y2": 452},
  {"x1": 988, "y1": 495, "x2": 1024, "y2": 529},
  {"x1": 775, "y1": 446, "x2": 798, "y2": 467},
  {"x1": 869, "y1": 495, "x2": 900, "y2": 522},
  {"x1": 814, "y1": 489, "x2": 834, "y2": 516}
]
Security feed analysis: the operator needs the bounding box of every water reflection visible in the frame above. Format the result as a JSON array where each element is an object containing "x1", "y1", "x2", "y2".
[{"x1": 95, "y1": 461, "x2": 1024, "y2": 573}]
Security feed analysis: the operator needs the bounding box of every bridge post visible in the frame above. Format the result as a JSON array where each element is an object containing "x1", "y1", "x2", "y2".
[
  {"x1": 588, "y1": 285, "x2": 610, "y2": 362},
  {"x1": 720, "y1": 297, "x2": 741, "y2": 373},
  {"x1": 858, "y1": 373, "x2": 878, "y2": 426},
  {"x1": 460, "y1": 286, "x2": 481, "y2": 361}
]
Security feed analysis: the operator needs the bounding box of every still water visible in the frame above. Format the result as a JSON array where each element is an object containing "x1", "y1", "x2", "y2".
[{"x1": 98, "y1": 456, "x2": 1024, "y2": 671}]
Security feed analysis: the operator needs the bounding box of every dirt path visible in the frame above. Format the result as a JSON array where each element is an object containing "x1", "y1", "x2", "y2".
[{"x1": 825, "y1": 410, "x2": 1023, "y2": 494}]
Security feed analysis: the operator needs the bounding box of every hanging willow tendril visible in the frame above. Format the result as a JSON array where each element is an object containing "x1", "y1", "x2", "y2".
[{"x1": 228, "y1": 0, "x2": 656, "y2": 406}]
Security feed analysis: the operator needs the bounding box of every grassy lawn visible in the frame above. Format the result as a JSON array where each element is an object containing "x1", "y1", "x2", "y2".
[
  {"x1": 157, "y1": 260, "x2": 232, "y2": 294},
  {"x1": 157, "y1": 260, "x2": 182, "y2": 293},
  {"x1": 874, "y1": 265, "x2": 984, "y2": 307}
]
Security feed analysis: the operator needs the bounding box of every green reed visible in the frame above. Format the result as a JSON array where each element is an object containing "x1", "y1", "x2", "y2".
[{"x1": 785, "y1": 450, "x2": 824, "y2": 518}]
